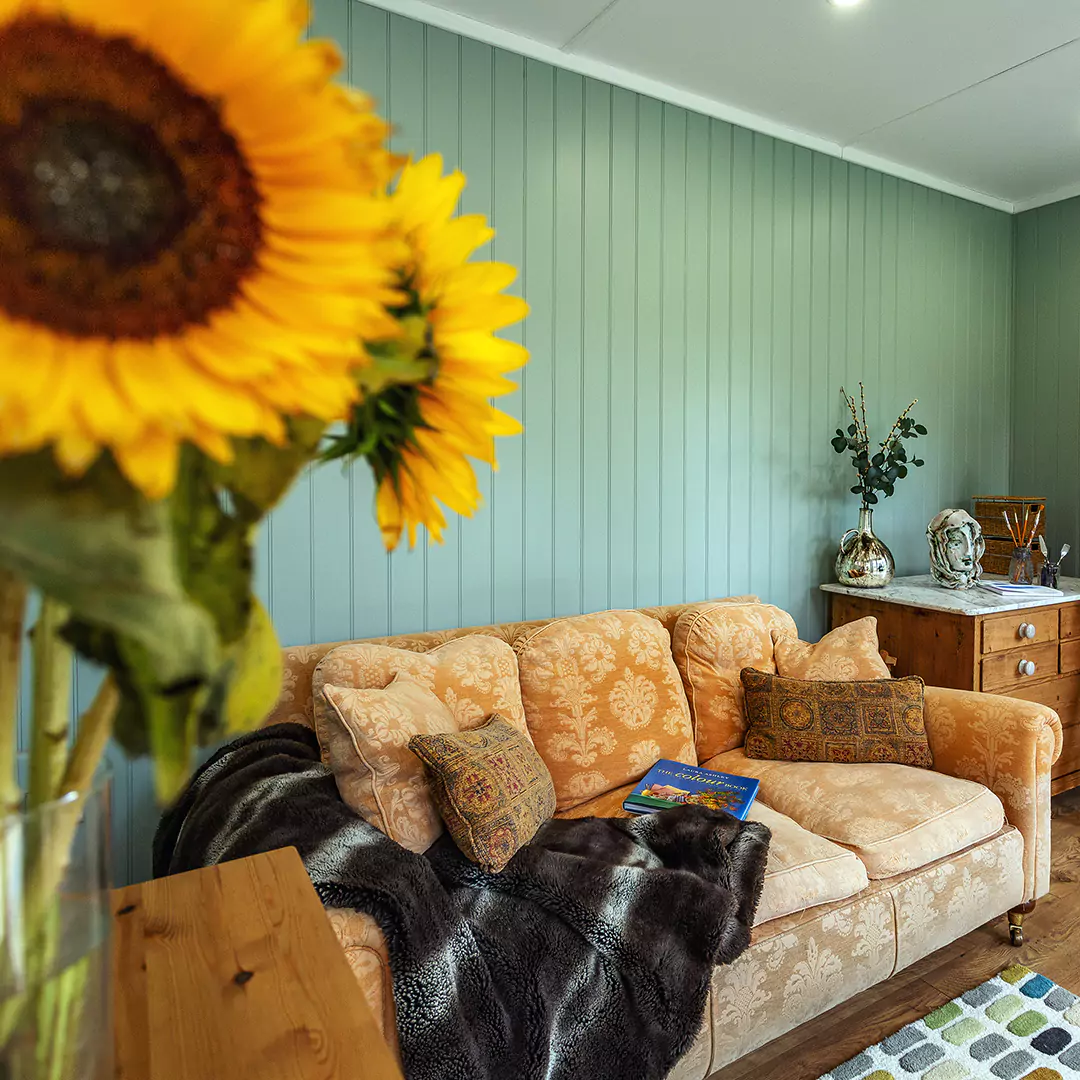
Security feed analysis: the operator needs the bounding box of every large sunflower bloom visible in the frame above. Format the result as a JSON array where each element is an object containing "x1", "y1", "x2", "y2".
[
  {"x1": 0, "y1": 0, "x2": 402, "y2": 498},
  {"x1": 352, "y1": 154, "x2": 528, "y2": 550}
]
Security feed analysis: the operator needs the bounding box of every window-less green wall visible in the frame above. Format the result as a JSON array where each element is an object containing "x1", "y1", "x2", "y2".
[
  {"x1": 1012, "y1": 198, "x2": 1080, "y2": 553},
  {"x1": 98, "y1": 0, "x2": 1016, "y2": 885}
]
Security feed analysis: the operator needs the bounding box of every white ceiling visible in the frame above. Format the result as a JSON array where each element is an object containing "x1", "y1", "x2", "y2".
[{"x1": 371, "y1": 0, "x2": 1080, "y2": 213}]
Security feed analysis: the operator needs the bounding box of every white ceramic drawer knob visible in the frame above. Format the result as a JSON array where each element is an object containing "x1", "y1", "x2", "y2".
[
  {"x1": 1019, "y1": 622, "x2": 1037, "y2": 639},
  {"x1": 1018, "y1": 659, "x2": 1037, "y2": 677}
]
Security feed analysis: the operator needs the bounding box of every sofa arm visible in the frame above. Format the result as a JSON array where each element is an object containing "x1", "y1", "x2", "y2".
[
  {"x1": 325, "y1": 907, "x2": 401, "y2": 1062},
  {"x1": 923, "y1": 686, "x2": 1062, "y2": 901}
]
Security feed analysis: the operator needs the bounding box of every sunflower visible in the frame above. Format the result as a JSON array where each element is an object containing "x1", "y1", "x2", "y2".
[
  {"x1": 0, "y1": 0, "x2": 403, "y2": 498},
  {"x1": 329, "y1": 154, "x2": 528, "y2": 550}
]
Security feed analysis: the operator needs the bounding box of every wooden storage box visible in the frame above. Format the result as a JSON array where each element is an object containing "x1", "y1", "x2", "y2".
[{"x1": 972, "y1": 495, "x2": 1046, "y2": 576}]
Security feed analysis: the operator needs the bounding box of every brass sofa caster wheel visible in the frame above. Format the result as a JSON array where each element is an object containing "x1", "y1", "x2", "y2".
[{"x1": 1007, "y1": 902, "x2": 1034, "y2": 947}]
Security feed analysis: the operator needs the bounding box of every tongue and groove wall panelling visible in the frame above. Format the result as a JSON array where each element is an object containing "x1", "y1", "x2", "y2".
[{"x1": 97, "y1": 0, "x2": 1015, "y2": 885}]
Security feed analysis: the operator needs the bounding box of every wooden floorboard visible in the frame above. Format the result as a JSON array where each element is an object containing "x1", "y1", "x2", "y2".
[{"x1": 710, "y1": 788, "x2": 1080, "y2": 1080}]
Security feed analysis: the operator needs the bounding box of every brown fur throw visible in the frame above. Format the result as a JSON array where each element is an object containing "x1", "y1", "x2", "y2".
[{"x1": 155, "y1": 724, "x2": 770, "y2": 1080}]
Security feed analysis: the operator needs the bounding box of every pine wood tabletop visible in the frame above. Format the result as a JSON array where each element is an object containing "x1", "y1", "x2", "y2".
[{"x1": 112, "y1": 846, "x2": 403, "y2": 1080}]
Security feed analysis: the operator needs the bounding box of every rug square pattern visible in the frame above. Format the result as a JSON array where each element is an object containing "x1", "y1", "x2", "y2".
[{"x1": 819, "y1": 967, "x2": 1080, "y2": 1080}]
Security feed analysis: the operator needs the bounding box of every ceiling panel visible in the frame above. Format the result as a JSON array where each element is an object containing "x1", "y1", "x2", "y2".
[
  {"x1": 418, "y1": 0, "x2": 613, "y2": 48},
  {"x1": 571, "y1": 0, "x2": 1080, "y2": 145},
  {"x1": 849, "y1": 38, "x2": 1080, "y2": 204}
]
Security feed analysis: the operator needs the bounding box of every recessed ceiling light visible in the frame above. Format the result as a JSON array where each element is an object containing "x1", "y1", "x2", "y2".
[{"x1": 830, "y1": 0, "x2": 864, "y2": 7}]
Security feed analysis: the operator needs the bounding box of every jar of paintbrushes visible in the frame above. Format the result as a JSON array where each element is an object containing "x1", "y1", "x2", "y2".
[{"x1": 1003, "y1": 505, "x2": 1042, "y2": 584}]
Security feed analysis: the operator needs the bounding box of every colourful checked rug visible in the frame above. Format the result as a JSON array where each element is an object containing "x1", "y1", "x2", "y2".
[{"x1": 820, "y1": 965, "x2": 1080, "y2": 1080}]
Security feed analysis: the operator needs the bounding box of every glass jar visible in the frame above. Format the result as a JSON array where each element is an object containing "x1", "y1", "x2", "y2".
[
  {"x1": 1009, "y1": 546, "x2": 1036, "y2": 585},
  {"x1": 0, "y1": 773, "x2": 112, "y2": 1080}
]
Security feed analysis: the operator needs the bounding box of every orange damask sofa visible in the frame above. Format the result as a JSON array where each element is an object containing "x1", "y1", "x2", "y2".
[{"x1": 263, "y1": 598, "x2": 1061, "y2": 1079}]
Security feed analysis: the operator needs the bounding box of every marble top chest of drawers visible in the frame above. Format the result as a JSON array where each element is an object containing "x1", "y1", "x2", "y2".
[{"x1": 822, "y1": 575, "x2": 1080, "y2": 794}]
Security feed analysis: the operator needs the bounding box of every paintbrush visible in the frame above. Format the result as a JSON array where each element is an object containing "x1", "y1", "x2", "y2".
[
  {"x1": 1027, "y1": 506, "x2": 1043, "y2": 549},
  {"x1": 1003, "y1": 509, "x2": 1020, "y2": 546}
]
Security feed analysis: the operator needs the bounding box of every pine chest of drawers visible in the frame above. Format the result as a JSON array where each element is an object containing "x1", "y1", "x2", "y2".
[{"x1": 822, "y1": 574, "x2": 1080, "y2": 794}]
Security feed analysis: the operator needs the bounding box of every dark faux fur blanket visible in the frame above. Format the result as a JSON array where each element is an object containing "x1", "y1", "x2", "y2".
[{"x1": 154, "y1": 724, "x2": 770, "y2": 1080}]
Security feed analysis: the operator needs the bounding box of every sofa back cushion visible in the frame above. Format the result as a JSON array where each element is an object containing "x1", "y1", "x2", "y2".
[
  {"x1": 773, "y1": 616, "x2": 891, "y2": 681},
  {"x1": 266, "y1": 598, "x2": 760, "y2": 730},
  {"x1": 312, "y1": 635, "x2": 528, "y2": 736},
  {"x1": 516, "y1": 610, "x2": 696, "y2": 810},
  {"x1": 671, "y1": 602, "x2": 798, "y2": 761}
]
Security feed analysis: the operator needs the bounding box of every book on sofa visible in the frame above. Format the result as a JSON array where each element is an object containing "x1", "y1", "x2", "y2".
[{"x1": 622, "y1": 759, "x2": 759, "y2": 819}]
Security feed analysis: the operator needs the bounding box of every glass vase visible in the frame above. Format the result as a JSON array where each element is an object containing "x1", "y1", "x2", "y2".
[
  {"x1": 836, "y1": 506, "x2": 896, "y2": 588},
  {"x1": 1009, "y1": 546, "x2": 1036, "y2": 585},
  {"x1": 0, "y1": 776, "x2": 112, "y2": 1080}
]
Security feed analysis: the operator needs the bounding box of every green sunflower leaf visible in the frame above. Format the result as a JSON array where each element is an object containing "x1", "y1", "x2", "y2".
[{"x1": 0, "y1": 453, "x2": 218, "y2": 692}]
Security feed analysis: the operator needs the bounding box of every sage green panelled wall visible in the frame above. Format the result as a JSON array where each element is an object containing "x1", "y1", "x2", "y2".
[
  {"x1": 1012, "y1": 197, "x2": 1080, "y2": 553},
  {"x1": 106, "y1": 0, "x2": 1015, "y2": 885}
]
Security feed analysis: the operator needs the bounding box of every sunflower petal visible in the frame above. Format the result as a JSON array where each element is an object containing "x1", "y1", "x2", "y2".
[{"x1": 113, "y1": 433, "x2": 181, "y2": 501}]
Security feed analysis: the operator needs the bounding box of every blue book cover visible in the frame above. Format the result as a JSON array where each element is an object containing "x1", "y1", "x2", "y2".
[{"x1": 622, "y1": 759, "x2": 759, "y2": 820}]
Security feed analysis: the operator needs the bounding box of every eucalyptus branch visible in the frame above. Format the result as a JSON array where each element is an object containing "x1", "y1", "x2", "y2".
[
  {"x1": 831, "y1": 385, "x2": 927, "y2": 507},
  {"x1": 881, "y1": 398, "x2": 919, "y2": 453},
  {"x1": 28, "y1": 597, "x2": 72, "y2": 809},
  {"x1": 840, "y1": 387, "x2": 863, "y2": 446},
  {"x1": 0, "y1": 569, "x2": 27, "y2": 818}
]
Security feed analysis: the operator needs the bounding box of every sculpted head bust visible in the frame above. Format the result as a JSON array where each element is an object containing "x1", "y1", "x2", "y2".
[{"x1": 927, "y1": 509, "x2": 985, "y2": 590}]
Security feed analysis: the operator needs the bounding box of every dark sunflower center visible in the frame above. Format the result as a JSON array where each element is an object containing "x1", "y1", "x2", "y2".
[
  {"x1": 9, "y1": 104, "x2": 184, "y2": 261},
  {"x1": 0, "y1": 17, "x2": 263, "y2": 339}
]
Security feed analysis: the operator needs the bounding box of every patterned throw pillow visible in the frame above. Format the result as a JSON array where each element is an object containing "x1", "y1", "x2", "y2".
[
  {"x1": 317, "y1": 673, "x2": 458, "y2": 853},
  {"x1": 671, "y1": 602, "x2": 800, "y2": 761},
  {"x1": 772, "y1": 616, "x2": 891, "y2": 681},
  {"x1": 740, "y1": 668, "x2": 933, "y2": 767},
  {"x1": 410, "y1": 715, "x2": 556, "y2": 872},
  {"x1": 516, "y1": 610, "x2": 696, "y2": 811}
]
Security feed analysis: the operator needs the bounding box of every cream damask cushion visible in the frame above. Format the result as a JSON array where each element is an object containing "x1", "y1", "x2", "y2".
[
  {"x1": 773, "y1": 616, "x2": 891, "y2": 681},
  {"x1": 671, "y1": 602, "x2": 799, "y2": 761},
  {"x1": 704, "y1": 748, "x2": 1005, "y2": 879},
  {"x1": 516, "y1": 610, "x2": 696, "y2": 810},
  {"x1": 317, "y1": 674, "x2": 457, "y2": 852},
  {"x1": 313, "y1": 635, "x2": 528, "y2": 734},
  {"x1": 748, "y1": 803, "x2": 869, "y2": 924}
]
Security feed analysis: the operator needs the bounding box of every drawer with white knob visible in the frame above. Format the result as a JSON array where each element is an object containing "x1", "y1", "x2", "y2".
[
  {"x1": 981, "y1": 608, "x2": 1059, "y2": 655},
  {"x1": 981, "y1": 641, "x2": 1059, "y2": 692}
]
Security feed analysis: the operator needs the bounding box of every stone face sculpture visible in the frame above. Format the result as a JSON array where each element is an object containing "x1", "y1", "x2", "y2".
[{"x1": 927, "y1": 509, "x2": 985, "y2": 590}]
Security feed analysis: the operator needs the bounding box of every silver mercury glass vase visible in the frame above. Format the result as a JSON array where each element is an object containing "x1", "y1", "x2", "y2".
[{"x1": 836, "y1": 506, "x2": 895, "y2": 588}]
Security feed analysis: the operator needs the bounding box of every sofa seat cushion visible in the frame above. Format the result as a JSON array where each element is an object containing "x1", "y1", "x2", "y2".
[
  {"x1": 703, "y1": 749, "x2": 1005, "y2": 879},
  {"x1": 555, "y1": 783, "x2": 868, "y2": 924},
  {"x1": 748, "y1": 803, "x2": 868, "y2": 924}
]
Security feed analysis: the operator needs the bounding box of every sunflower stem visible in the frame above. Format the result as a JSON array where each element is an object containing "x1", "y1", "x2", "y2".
[
  {"x1": 0, "y1": 678, "x2": 117, "y2": 1057},
  {"x1": 28, "y1": 597, "x2": 72, "y2": 810},
  {"x1": 59, "y1": 676, "x2": 118, "y2": 799},
  {"x1": 0, "y1": 569, "x2": 27, "y2": 818}
]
